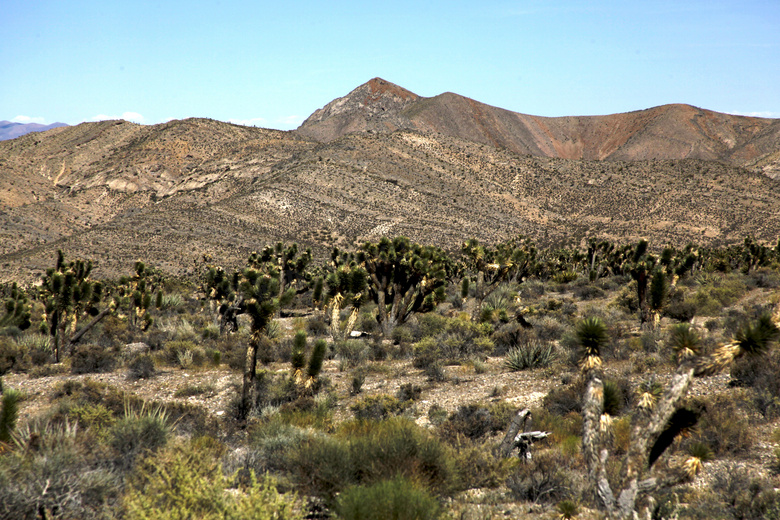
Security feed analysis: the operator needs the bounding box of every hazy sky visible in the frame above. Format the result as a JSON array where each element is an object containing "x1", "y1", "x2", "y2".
[{"x1": 2, "y1": 1, "x2": 778, "y2": 130}]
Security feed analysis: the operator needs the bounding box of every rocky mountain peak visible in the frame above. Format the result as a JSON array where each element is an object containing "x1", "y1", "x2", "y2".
[{"x1": 296, "y1": 78, "x2": 420, "y2": 140}]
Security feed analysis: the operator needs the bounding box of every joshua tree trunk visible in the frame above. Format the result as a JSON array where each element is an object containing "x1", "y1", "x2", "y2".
[{"x1": 240, "y1": 332, "x2": 261, "y2": 420}]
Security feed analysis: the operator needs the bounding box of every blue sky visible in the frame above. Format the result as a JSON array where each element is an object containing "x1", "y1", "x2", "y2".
[{"x1": 2, "y1": 1, "x2": 778, "y2": 130}]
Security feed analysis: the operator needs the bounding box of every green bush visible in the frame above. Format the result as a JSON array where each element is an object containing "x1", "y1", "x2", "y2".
[
  {"x1": 506, "y1": 449, "x2": 581, "y2": 504},
  {"x1": 336, "y1": 477, "x2": 442, "y2": 520},
  {"x1": 0, "y1": 337, "x2": 29, "y2": 375},
  {"x1": 70, "y1": 343, "x2": 118, "y2": 374},
  {"x1": 127, "y1": 354, "x2": 156, "y2": 380},
  {"x1": 292, "y1": 418, "x2": 459, "y2": 501},
  {"x1": 437, "y1": 403, "x2": 511, "y2": 442},
  {"x1": 0, "y1": 419, "x2": 121, "y2": 519},
  {"x1": 691, "y1": 394, "x2": 753, "y2": 456},
  {"x1": 505, "y1": 340, "x2": 556, "y2": 371},
  {"x1": 335, "y1": 339, "x2": 370, "y2": 369},
  {"x1": 491, "y1": 321, "x2": 534, "y2": 356},
  {"x1": 351, "y1": 394, "x2": 409, "y2": 421},
  {"x1": 109, "y1": 403, "x2": 170, "y2": 469},
  {"x1": 123, "y1": 439, "x2": 301, "y2": 520}
]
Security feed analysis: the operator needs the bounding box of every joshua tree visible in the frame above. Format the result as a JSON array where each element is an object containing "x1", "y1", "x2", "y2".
[
  {"x1": 0, "y1": 283, "x2": 31, "y2": 331},
  {"x1": 322, "y1": 248, "x2": 368, "y2": 340},
  {"x1": 235, "y1": 262, "x2": 292, "y2": 420},
  {"x1": 250, "y1": 242, "x2": 312, "y2": 314},
  {"x1": 113, "y1": 261, "x2": 161, "y2": 331},
  {"x1": 38, "y1": 250, "x2": 105, "y2": 362},
  {"x1": 578, "y1": 308, "x2": 780, "y2": 519},
  {"x1": 203, "y1": 264, "x2": 240, "y2": 334},
  {"x1": 461, "y1": 236, "x2": 537, "y2": 320},
  {"x1": 359, "y1": 236, "x2": 448, "y2": 337}
]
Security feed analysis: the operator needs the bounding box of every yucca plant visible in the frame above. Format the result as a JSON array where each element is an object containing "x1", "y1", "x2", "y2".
[
  {"x1": 557, "y1": 499, "x2": 579, "y2": 520},
  {"x1": 0, "y1": 386, "x2": 21, "y2": 445},
  {"x1": 576, "y1": 317, "x2": 608, "y2": 371},
  {"x1": 579, "y1": 307, "x2": 780, "y2": 519},
  {"x1": 669, "y1": 323, "x2": 701, "y2": 362},
  {"x1": 504, "y1": 341, "x2": 556, "y2": 371}
]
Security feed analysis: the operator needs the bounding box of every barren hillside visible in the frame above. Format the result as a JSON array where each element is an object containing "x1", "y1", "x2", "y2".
[{"x1": 2, "y1": 115, "x2": 779, "y2": 283}]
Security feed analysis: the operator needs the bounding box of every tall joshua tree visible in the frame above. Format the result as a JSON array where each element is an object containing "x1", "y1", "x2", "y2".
[
  {"x1": 461, "y1": 236, "x2": 537, "y2": 320},
  {"x1": 251, "y1": 242, "x2": 312, "y2": 314},
  {"x1": 359, "y1": 237, "x2": 448, "y2": 337},
  {"x1": 579, "y1": 308, "x2": 780, "y2": 519},
  {"x1": 39, "y1": 250, "x2": 105, "y2": 362},
  {"x1": 323, "y1": 249, "x2": 368, "y2": 340},
  {"x1": 236, "y1": 262, "x2": 293, "y2": 420}
]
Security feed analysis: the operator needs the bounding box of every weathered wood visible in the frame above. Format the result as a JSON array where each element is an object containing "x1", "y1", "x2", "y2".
[{"x1": 497, "y1": 408, "x2": 531, "y2": 458}]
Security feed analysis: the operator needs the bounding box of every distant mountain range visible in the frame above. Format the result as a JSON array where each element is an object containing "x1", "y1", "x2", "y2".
[
  {"x1": 0, "y1": 120, "x2": 68, "y2": 141},
  {"x1": 1, "y1": 78, "x2": 779, "y2": 282},
  {"x1": 298, "y1": 78, "x2": 780, "y2": 178}
]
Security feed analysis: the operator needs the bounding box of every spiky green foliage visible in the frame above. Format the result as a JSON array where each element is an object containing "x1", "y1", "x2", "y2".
[
  {"x1": 251, "y1": 242, "x2": 313, "y2": 310},
  {"x1": 0, "y1": 388, "x2": 21, "y2": 444},
  {"x1": 360, "y1": 237, "x2": 450, "y2": 336},
  {"x1": 38, "y1": 250, "x2": 105, "y2": 362},
  {"x1": 734, "y1": 313, "x2": 780, "y2": 357},
  {"x1": 602, "y1": 380, "x2": 622, "y2": 417},
  {"x1": 557, "y1": 499, "x2": 580, "y2": 519},
  {"x1": 576, "y1": 317, "x2": 608, "y2": 370},
  {"x1": 648, "y1": 268, "x2": 667, "y2": 312},
  {"x1": 504, "y1": 341, "x2": 556, "y2": 371},
  {"x1": 0, "y1": 283, "x2": 31, "y2": 330},
  {"x1": 461, "y1": 236, "x2": 536, "y2": 319},
  {"x1": 669, "y1": 323, "x2": 701, "y2": 361},
  {"x1": 291, "y1": 331, "x2": 307, "y2": 372},
  {"x1": 307, "y1": 339, "x2": 327, "y2": 379}
]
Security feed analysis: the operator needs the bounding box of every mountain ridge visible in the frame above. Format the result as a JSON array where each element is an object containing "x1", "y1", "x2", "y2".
[
  {"x1": 298, "y1": 78, "x2": 780, "y2": 177},
  {"x1": 1, "y1": 79, "x2": 780, "y2": 283},
  {"x1": 0, "y1": 120, "x2": 68, "y2": 141}
]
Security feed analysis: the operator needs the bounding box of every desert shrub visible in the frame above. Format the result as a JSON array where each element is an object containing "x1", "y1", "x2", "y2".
[
  {"x1": 0, "y1": 419, "x2": 121, "y2": 519},
  {"x1": 109, "y1": 403, "x2": 171, "y2": 469},
  {"x1": 305, "y1": 314, "x2": 328, "y2": 336},
  {"x1": 491, "y1": 321, "x2": 534, "y2": 356},
  {"x1": 0, "y1": 337, "x2": 29, "y2": 375},
  {"x1": 391, "y1": 324, "x2": 414, "y2": 346},
  {"x1": 161, "y1": 340, "x2": 197, "y2": 366},
  {"x1": 531, "y1": 315, "x2": 568, "y2": 342},
  {"x1": 351, "y1": 394, "x2": 409, "y2": 421},
  {"x1": 543, "y1": 378, "x2": 585, "y2": 417},
  {"x1": 69, "y1": 402, "x2": 115, "y2": 436},
  {"x1": 396, "y1": 382, "x2": 422, "y2": 403},
  {"x1": 335, "y1": 477, "x2": 442, "y2": 520},
  {"x1": 704, "y1": 464, "x2": 780, "y2": 520},
  {"x1": 505, "y1": 340, "x2": 556, "y2": 371},
  {"x1": 124, "y1": 439, "x2": 301, "y2": 520},
  {"x1": 691, "y1": 394, "x2": 753, "y2": 456},
  {"x1": 415, "y1": 313, "x2": 448, "y2": 341},
  {"x1": 127, "y1": 354, "x2": 156, "y2": 380},
  {"x1": 412, "y1": 337, "x2": 440, "y2": 369},
  {"x1": 506, "y1": 449, "x2": 582, "y2": 504},
  {"x1": 173, "y1": 383, "x2": 215, "y2": 398},
  {"x1": 663, "y1": 288, "x2": 697, "y2": 322},
  {"x1": 692, "y1": 274, "x2": 749, "y2": 315},
  {"x1": 749, "y1": 267, "x2": 780, "y2": 289},
  {"x1": 571, "y1": 283, "x2": 605, "y2": 301},
  {"x1": 71, "y1": 343, "x2": 118, "y2": 374},
  {"x1": 16, "y1": 333, "x2": 52, "y2": 365},
  {"x1": 292, "y1": 418, "x2": 459, "y2": 501},
  {"x1": 438, "y1": 403, "x2": 511, "y2": 442},
  {"x1": 350, "y1": 369, "x2": 366, "y2": 396},
  {"x1": 335, "y1": 339, "x2": 370, "y2": 370},
  {"x1": 241, "y1": 419, "x2": 320, "y2": 475}
]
